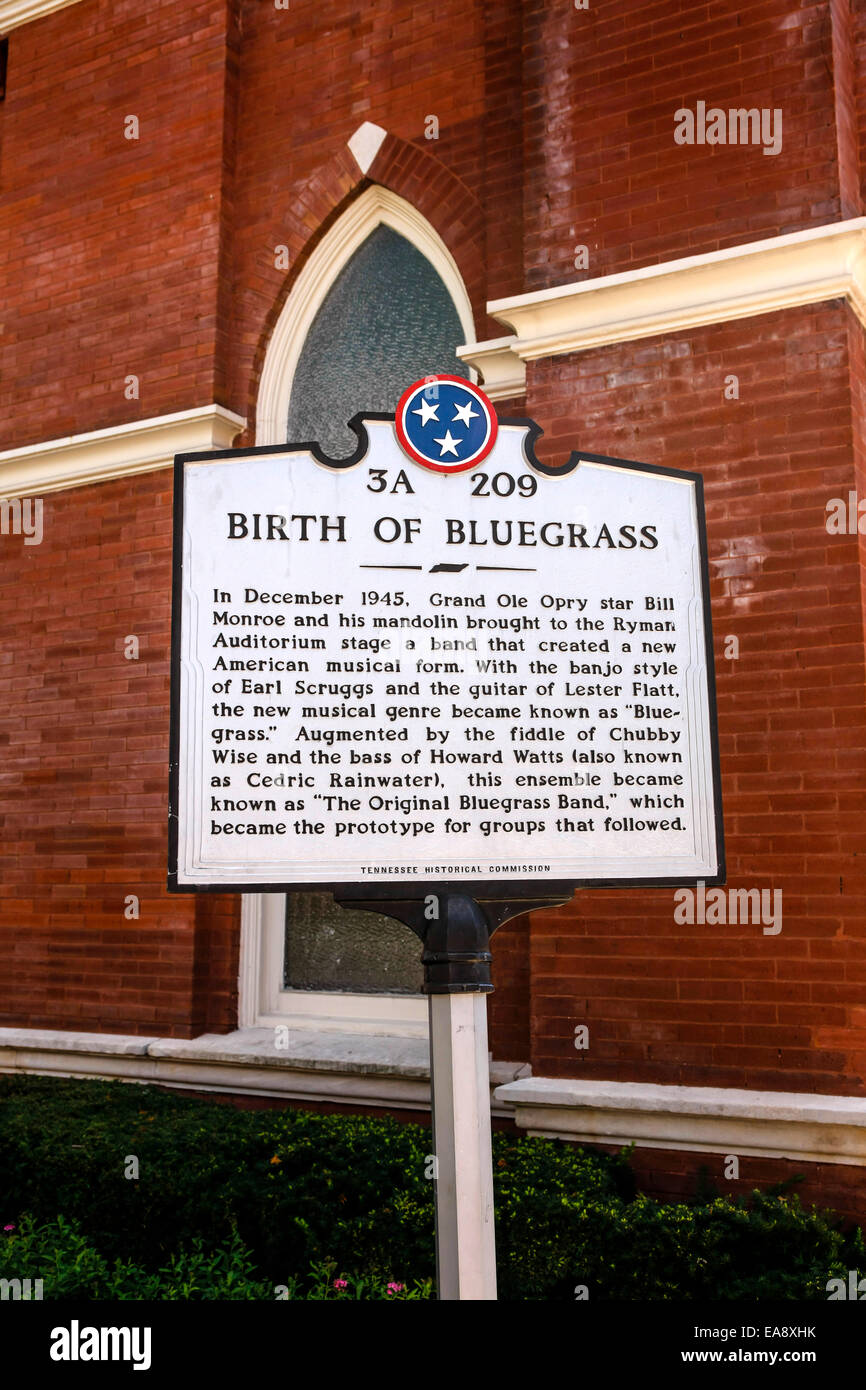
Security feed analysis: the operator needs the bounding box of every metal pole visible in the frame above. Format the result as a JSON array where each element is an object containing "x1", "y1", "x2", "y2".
[
  {"x1": 428, "y1": 991, "x2": 497, "y2": 1299},
  {"x1": 423, "y1": 894, "x2": 497, "y2": 1301}
]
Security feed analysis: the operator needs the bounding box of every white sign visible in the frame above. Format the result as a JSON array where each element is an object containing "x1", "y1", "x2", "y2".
[{"x1": 169, "y1": 408, "x2": 723, "y2": 892}]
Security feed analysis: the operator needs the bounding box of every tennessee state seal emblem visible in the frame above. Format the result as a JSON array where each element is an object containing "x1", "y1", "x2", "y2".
[{"x1": 395, "y1": 374, "x2": 498, "y2": 474}]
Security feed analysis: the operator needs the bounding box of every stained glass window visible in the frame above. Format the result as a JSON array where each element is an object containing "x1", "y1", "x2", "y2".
[
  {"x1": 286, "y1": 224, "x2": 469, "y2": 456},
  {"x1": 284, "y1": 892, "x2": 423, "y2": 994}
]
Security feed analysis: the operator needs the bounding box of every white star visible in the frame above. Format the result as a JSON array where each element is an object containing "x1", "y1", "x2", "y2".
[
  {"x1": 453, "y1": 399, "x2": 479, "y2": 427},
  {"x1": 412, "y1": 398, "x2": 439, "y2": 425},
  {"x1": 433, "y1": 429, "x2": 461, "y2": 457}
]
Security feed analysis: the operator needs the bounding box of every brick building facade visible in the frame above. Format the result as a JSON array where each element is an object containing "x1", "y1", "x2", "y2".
[{"x1": 2, "y1": 0, "x2": 866, "y2": 1221}]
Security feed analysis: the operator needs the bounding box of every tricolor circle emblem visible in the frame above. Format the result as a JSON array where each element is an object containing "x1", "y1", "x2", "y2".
[{"x1": 395, "y1": 375, "x2": 498, "y2": 474}]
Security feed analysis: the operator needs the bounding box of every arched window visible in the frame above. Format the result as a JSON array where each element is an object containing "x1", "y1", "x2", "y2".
[
  {"x1": 256, "y1": 185, "x2": 476, "y2": 447},
  {"x1": 288, "y1": 224, "x2": 470, "y2": 455},
  {"x1": 243, "y1": 189, "x2": 477, "y2": 1028}
]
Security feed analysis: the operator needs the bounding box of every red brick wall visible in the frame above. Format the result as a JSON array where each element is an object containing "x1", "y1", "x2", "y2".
[
  {"x1": 0, "y1": 470, "x2": 239, "y2": 1036},
  {"x1": 520, "y1": 302, "x2": 866, "y2": 1096},
  {"x1": 0, "y1": 0, "x2": 232, "y2": 451},
  {"x1": 488, "y1": 912, "x2": 531, "y2": 1062},
  {"x1": 5, "y1": 1, "x2": 858, "y2": 440},
  {"x1": 226, "y1": 0, "x2": 497, "y2": 438},
  {"x1": 602, "y1": 1142, "x2": 866, "y2": 1227},
  {"x1": 830, "y1": 0, "x2": 862, "y2": 216},
  {"x1": 521, "y1": 0, "x2": 853, "y2": 292}
]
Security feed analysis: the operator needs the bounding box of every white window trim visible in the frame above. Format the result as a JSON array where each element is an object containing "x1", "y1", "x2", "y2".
[
  {"x1": 239, "y1": 894, "x2": 427, "y2": 1039},
  {"x1": 0, "y1": 404, "x2": 245, "y2": 501},
  {"x1": 256, "y1": 184, "x2": 477, "y2": 447},
  {"x1": 456, "y1": 334, "x2": 526, "y2": 400},
  {"x1": 347, "y1": 121, "x2": 388, "y2": 175},
  {"x1": 0, "y1": 0, "x2": 81, "y2": 30},
  {"x1": 460, "y1": 216, "x2": 866, "y2": 378},
  {"x1": 494, "y1": 1076, "x2": 866, "y2": 1166}
]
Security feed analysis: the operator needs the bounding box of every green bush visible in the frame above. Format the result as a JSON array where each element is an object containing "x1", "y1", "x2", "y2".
[
  {"x1": 0, "y1": 1215, "x2": 431, "y2": 1300},
  {"x1": 531, "y1": 1190, "x2": 864, "y2": 1302},
  {"x1": 0, "y1": 1077, "x2": 445, "y2": 1280},
  {"x1": 0, "y1": 1075, "x2": 623, "y2": 1288},
  {"x1": 0, "y1": 1075, "x2": 861, "y2": 1300}
]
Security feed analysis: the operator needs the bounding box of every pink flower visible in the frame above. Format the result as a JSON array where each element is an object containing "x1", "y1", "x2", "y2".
[
  {"x1": 386, "y1": 1282, "x2": 405, "y2": 1294},
  {"x1": 333, "y1": 1278, "x2": 348, "y2": 1290},
  {"x1": 3, "y1": 1224, "x2": 15, "y2": 1233}
]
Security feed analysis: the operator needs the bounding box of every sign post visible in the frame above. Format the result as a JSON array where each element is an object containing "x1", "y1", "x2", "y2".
[
  {"x1": 424, "y1": 893, "x2": 496, "y2": 1300},
  {"x1": 428, "y1": 990, "x2": 496, "y2": 1299},
  {"x1": 168, "y1": 375, "x2": 724, "y2": 1301}
]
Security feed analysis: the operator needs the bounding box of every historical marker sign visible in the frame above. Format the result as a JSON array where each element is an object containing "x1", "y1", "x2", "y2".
[{"x1": 168, "y1": 380, "x2": 723, "y2": 894}]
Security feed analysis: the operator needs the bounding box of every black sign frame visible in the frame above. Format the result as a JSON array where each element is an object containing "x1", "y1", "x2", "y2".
[{"x1": 167, "y1": 414, "x2": 725, "y2": 899}]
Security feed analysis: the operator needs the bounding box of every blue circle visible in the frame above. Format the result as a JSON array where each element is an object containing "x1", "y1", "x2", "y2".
[{"x1": 401, "y1": 380, "x2": 492, "y2": 468}]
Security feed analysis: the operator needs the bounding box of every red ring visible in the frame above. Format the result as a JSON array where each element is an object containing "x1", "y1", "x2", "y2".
[{"x1": 394, "y1": 375, "x2": 498, "y2": 473}]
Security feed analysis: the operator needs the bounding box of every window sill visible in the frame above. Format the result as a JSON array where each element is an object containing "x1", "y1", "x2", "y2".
[
  {"x1": 0, "y1": 1026, "x2": 529, "y2": 1114},
  {"x1": 494, "y1": 1077, "x2": 866, "y2": 1166}
]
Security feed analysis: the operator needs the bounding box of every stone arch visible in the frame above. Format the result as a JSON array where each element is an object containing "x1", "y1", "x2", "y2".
[{"x1": 248, "y1": 131, "x2": 486, "y2": 444}]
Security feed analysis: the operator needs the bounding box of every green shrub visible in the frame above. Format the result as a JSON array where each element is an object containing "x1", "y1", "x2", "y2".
[
  {"x1": 0, "y1": 1075, "x2": 861, "y2": 1300},
  {"x1": 277, "y1": 1259, "x2": 432, "y2": 1300},
  {"x1": 543, "y1": 1191, "x2": 863, "y2": 1302},
  {"x1": 0, "y1": 1215, "x2": 432, "y2": 1300},
  {"x1": 0, "y1": 1077, "x2": 443, "y2": 1279},
  {"x1": 0, "y1": 1076, "x2": 624, "y2": 1287},
  {"x1": 0, "y1": 1214, "x2": 271, "y2": 1299}
]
